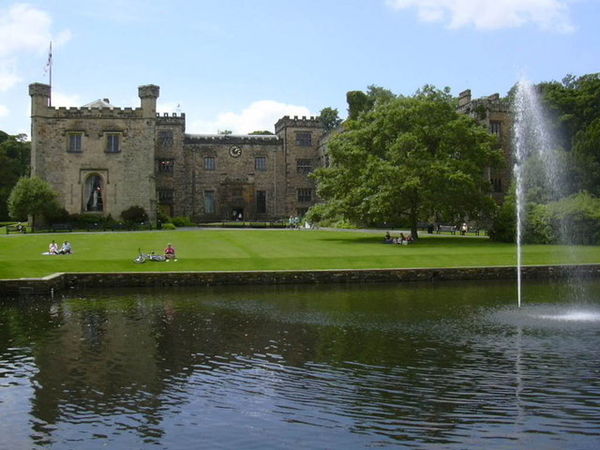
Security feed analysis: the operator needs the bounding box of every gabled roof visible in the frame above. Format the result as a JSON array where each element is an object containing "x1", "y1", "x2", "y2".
[{"x1": 83, "y1": 98, "x2": 114, "y2": 108}]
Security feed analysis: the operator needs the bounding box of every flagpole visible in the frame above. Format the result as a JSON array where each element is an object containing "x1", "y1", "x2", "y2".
[{"x1": 48, "y1": 41, "x2": 52, "y2": 106}]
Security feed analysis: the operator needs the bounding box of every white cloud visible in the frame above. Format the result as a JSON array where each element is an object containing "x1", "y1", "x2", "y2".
[
  {"x1": 0, "y1": 104, "x2": 9, "y2": 117},
  {"x1": 0, "y1": 3, "x2": 72, "y2": 95},
  {"x1": 189, "y1": 100, "x2": 315, "y2": 134},
  {"x1": 386, "y1": 0, "x2": 575, "y2": 32}
]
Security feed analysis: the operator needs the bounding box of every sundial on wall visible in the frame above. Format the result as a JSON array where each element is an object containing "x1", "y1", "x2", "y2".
[{"x1": 229, "y1": 146, "x2": 242, "y2": 158}]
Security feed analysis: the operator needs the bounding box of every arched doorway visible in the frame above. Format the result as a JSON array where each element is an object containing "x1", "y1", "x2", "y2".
[{"x1": 84, "y1": 174, "x2": 104, "y2": 212}]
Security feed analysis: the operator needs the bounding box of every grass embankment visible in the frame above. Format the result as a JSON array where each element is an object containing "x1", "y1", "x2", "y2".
[{"x1": 1, "y1": 229, "x2": 599, "y2": 279}]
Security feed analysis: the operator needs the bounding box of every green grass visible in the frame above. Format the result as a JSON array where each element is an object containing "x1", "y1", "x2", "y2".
[{"x1": 1, "y1": 229, "x2": 599, "y2": 279}]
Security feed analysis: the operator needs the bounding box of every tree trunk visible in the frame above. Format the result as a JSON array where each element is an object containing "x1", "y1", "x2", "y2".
[{"x1": 410, "y1": 205, "x2": 418, "y2": 241}]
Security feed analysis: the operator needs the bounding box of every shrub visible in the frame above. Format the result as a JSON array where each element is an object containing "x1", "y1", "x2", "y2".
[
  {"x1": 121, "y1": 205, "x2": 148, "y2": 224},
  {"x1": 171, "y1": 216, "x2": 194, "y2": 227},
  {"x1": 161, "y1": 222, "x2": 176, "y2": 230}
]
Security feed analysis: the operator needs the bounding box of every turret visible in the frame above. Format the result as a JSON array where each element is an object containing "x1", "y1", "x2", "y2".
[
  {"x1": 29, "y1": 83, "x2": 51, "y2": 116},
  {"x1": 138, "y1": 84, "x2": 160, "y2": 118}
]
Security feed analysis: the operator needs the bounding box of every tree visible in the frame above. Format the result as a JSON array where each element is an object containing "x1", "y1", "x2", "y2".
[
  {"x1": 8, "y1": 176, "x2": 60, "y2": 229},
  {"x1": 346, "y1": 85, "x2": 395, "y2": 120},
  {"x1": 248, "y1": 130, "x2": 274, "y2": 135},
  {"x1": 311, "y1": 86, "x2": 503, "y2": 237},
  {"x1": 218, "y1": 129, "x2": 233, "y2": 135},
  {"x1": 319, "y1": 107, "x2": 342, "y2": 131},
  {"x1": 0, "y1": 132, "x2": 31, "y2": 220}
]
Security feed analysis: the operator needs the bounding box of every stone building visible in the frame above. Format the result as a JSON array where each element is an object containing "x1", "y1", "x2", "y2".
[
  {"x1": 456, "y1": 89, "x2": 512, "y2": 202},
  {"x1": 29, "y1": 83, "x2": 325, "y2": 223}
]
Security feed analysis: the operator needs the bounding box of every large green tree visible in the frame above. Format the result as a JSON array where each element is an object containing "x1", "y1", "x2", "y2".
[
  {"x1": 8, "y1": 176, "x2": 60, "y2": 229},
  {"x1": 540, "y1": 73, "x2": 600, "y2": 195},
  {"x1": 318, "y1": 107, "x2": 342, "y2": 131},
  {"x1": 0, "y1": 132, "x2": 30, "y2": 220},
  {"x1": 311, "y1": 86, "x2": 503, "y2": 237}
]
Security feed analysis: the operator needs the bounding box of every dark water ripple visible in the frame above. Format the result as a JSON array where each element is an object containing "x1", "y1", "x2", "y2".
[{"x1": 1, "y1": 281, "x2": 600, "y2": 448}]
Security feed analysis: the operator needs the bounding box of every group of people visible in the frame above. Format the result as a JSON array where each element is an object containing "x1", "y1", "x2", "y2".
[
  {"x1": 46, "y1": 240, "x2": 72, "y2": 255},
  {"x1": 384, "y1": 232, "x2": 414, "y2": 245}
]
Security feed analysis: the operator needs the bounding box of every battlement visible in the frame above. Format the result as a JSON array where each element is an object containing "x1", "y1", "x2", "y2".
[
  {"x1": 47, "y1": 105, "x2": 144, "y2": 119},
  {"x1": 139, "y1": 84, "x2": 160, "y2": 99},
  {"x1": 457, "y1": 90, "x2": 510, "y2": 115},
  {"x1": 274, "y1": 115, "x2": 323, "y2": 133},
  {"x1": 29, "y1": 83, "x2": 51, "y2": 97},
  {"x1": 184, "y1": 133, "x2": 280, "y2": 145}
]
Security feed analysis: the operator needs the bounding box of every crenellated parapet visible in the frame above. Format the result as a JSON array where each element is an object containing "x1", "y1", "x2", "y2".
[
  {"x1": 274, "y1": 115, "x2": 322, "y2": 134},
  {"x1": 50, "y1": 106, "x2": 144, "y2": 119},
  {"x1": 156, "y1": 112, "x2": 186, "y2": 127},
  {"x1": 184, "y1": 133, "x2": 280, "y2": 145},
  {"x1": 457, "y1": 91, "x2": 511, "y2": 116}
]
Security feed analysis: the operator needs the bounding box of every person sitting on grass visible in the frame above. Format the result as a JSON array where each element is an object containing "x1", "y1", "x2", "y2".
[
  {"x1": 384, "y1": 231, "x2": 393, "y2": 243},
  {"x1": 164, "y1": 243, "x2": 177, "y2": 261},
  {"x1": 58, "y1": 241, "x2": 72, "y2": 254},
  {"x1": 49, "y1": 240, "x2": 59, "y2": 255}
]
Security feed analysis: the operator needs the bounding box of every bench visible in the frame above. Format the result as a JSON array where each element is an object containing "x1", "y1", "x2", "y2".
[
  {"x1": 51, "y1": 223, "x2": 73, "y2": 232},
  {"x1": 5, "y1": 224, "x2": 26, "y2": 234},
  {"x1": 437, "y1": 225, "x2": 456, "y2": 234}
]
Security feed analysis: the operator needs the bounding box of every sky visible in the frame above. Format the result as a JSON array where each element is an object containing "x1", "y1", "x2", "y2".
[{"x1": 0, "y1": 0, "x2": 599, "y2": 136}]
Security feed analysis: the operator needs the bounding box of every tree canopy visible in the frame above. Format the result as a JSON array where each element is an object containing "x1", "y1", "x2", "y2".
[
  {"x1": 8, "y1": 176, "x2": 60, "y2": 229},
  {"x1": 0, "y1": 132, "x2": 31, "y2": 220},
  {"x1": 310, "y1": 86, "x2": 503, "y2": 236},
  {"x1": 318, "y1": 107, "x2": 342, "y2": 131}
]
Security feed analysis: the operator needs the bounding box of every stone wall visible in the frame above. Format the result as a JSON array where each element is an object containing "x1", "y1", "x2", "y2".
[{"x1": 3, "y1": 265, "x2": 600, "y2": 298}]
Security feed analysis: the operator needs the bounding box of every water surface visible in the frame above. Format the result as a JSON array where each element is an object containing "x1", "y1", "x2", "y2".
[{"x1": 1, "y1": 280, "x2": 600, "y2": 449}]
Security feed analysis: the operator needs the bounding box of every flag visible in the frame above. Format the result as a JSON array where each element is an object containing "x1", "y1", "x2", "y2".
[{"x1": 43, "y1": 42, "x2": 52, "y2": 75}]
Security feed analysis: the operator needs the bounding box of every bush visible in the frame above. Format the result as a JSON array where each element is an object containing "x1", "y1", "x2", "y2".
[
  {"x1": 161, "y1": 222, "x2": 176, "y2": 230},
  {"x1": 171, "y1": 216, "x2": 194, "y2": 227},
  {"x1": 489, "y1": 196, "x2": 516, "y2": 243},
  {"x1": 121, "y1": 205, "x2": 148, "y2": 225}
]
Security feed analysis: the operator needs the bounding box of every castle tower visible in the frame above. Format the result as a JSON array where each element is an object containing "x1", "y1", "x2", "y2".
[
  {"x1": 138, "y1": 84, "x2": 160, "y2": 118},
  {"x1": 29, "y1": 83, "x2": 51, "y2": 176}
]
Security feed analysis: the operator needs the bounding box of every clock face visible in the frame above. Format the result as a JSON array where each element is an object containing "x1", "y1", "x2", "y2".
[{"x1": 229, "y1": 146, "x2": 242, "y2": 158}]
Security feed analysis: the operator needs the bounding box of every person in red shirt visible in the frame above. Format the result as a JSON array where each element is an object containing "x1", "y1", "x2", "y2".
[{"x1": 164, "y1": 243, "x2": 177, "y2": 261}]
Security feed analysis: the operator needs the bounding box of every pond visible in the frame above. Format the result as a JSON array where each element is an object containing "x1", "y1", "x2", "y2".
[{"x1": 1, "y1": 280, "x2": 600, "y2": 449}]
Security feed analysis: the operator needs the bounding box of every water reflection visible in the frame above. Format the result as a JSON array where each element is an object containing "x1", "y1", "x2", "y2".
[{"x1": 1, "y1": 280, "x2": 600, "y2": 448}]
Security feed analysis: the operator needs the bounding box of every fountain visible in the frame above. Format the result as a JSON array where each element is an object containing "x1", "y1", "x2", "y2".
[{"x1": 512, "y1": 79, "x2": 567, "y2": 308}]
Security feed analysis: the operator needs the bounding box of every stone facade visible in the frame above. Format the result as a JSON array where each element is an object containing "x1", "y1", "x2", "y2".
[
  {"x1": 29, "y1": 83, "x2": 511, "y2": 223},
  {"x1": 29, "y1": 83, "x2": 325, "y2": 223},
  {"x1": 457, "y1": 89, "x2": 512, "y2": 202}
]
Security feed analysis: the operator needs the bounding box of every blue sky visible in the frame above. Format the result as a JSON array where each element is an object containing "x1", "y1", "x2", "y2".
[{"x1": 1, "y1": 0, "x2": 599, "y2": 136}]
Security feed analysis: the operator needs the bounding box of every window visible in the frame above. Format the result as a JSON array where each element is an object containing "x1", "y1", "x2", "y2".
[
  {"x1": 491, "y1": 178, "x2": 503, "y2": 193},
  {"x1": 67, "y1": 133, "x2": 83, "y2": 153},
  {"x1": 158, "y1": 130, "x2": 173, "y2": 147},
  {"x1": 256, "y1": 190, "x2": 266, "y2": 214},
  {"x1": 158, "y1": 159, "x2": 174, "y2": 174},
  {"x1": 106, "y1": 133, "x2": 120, "y2": 153},
  {"x1": 297, "y1": 188, "x2": 312, "y2": 202},
  {"x1": 255, "y1": 156, "x2": 267, "y2": 171},
  {"x1": 296, "y1": 159, "x2": 312, "y2": 174},
  {"x1": 204, "y1": 191, "x2": 215, "y2": 214},
  {"x1": 295, "y1": 131, "x2": 312, "y2": 146},
  {"x1": 158, "y1": 189, "x2": 174, "y2": 204},
  {"x1": 490, "y1": 121, "x2": 502, "y2": 135},
  {"x1": 204, "y1": 156, "x2": 216, "y2": 170}
]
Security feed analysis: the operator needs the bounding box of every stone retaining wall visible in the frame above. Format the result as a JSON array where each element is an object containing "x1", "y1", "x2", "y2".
[{"x1": 2, "y1": 265, "x2": 600, "y2": 298}]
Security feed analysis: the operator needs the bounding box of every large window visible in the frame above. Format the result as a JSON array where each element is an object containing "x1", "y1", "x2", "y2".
[
  {"x1": 490, "y1": 121, "x2": 502, "y2": 136},
  {"x1": 204, "y1": 156, "x2": 216, "y2": 170},
  {"x1": 204, "y1": 190, "x2": 216, "y2": 214},
  {"x1": 295, "y1": 131, "x2": 312, "y2": 146},
  {"x1": 296, "y1": 159, "x2": 312, "y2": 174},
  {"x1": 255, "y1": 156, "x2": 267, "y2": 171},
  {"x1": 297, "y1": 188, "x2": 312, "y2": 202},
  {"x1": 67, "y1": 133, "x2": 83, "y2": 153},
  {"x1": 158, "y1": 159, "x2": 174, "y2": 174},
  {"x1": 106, "y1": 133, "x2": 120, "y2": 153},
  {"x1": 256, "y1": 190, "x2": 266, "y2": 214},
  {"x1": 158, "y1": 189, "x2": 174, "y2": 204},
  {"x1": 158, "y1": 130, "x2": 173, "y2": 147}
]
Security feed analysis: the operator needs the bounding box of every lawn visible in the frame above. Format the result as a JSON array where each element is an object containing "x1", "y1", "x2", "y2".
[{"x1": 1, "y1": 228, "x2": 599, "y2": 279}]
